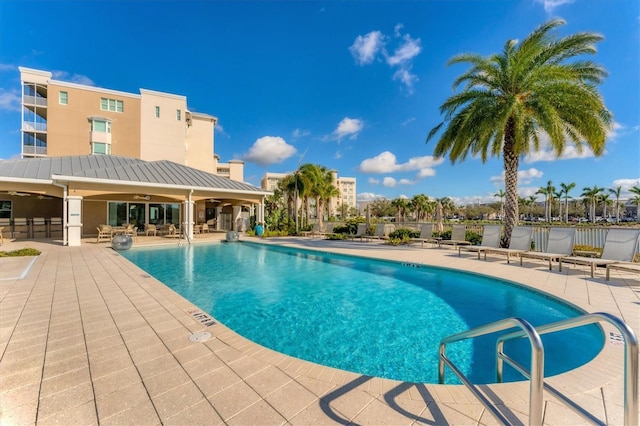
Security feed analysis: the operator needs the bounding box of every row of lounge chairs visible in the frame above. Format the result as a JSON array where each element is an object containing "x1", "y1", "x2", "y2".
[
  {"x1": 300, "y1": 222, "x2": 639, "y2": 280},
  {"x1": 455, "y1": 225, "x2": 640, "y2": 280}
]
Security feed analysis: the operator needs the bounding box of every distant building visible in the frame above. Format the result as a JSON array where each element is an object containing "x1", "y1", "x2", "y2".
[
  {"x1": 19, "y1": 67, "x2": 243, "y2": 180},
  {"x1": 261, "y1": 170, "x2": 356, "y2": 218}
]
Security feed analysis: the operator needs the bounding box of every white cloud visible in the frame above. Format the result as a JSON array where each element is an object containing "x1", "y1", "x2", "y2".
[
  {"x1": 0, "y1": 89, "x2": 21, "y2": 111},
  {"x1": 385, "y1": 34, "x2": 422, "y2": 66},
  {"x1": 525, "y1": 145, "x2": 597, "y2": 163},
  {"x1": 326, "y1": 117, "x2": 363, "y2": 141},
  {"x1": 214, "y1": 123, "x2": 229, "y2": 138},
  {"x1": 357, "y1": 192, "x2": 382, "y2": 202},
  {"x1": 612, "y1": 178, "x2": 640, "y2": 196},
  {"x1": 242, "y1": 136, "x2": 297, "y2": 166},
  {"x1": 349, "y1": 31, "x2": 384, "y2": 65},
  {"x1": 350, "y1": 25, "x2": 421, "y2": 94},
  {"x1": 334, "y1": 150, "x2": 343, "y2": 159},
  {"x1": 401, "y1": 117, "x2": 415, "y2": 126},
  {"x1": 398, "y1": 178, "x2": 414, "y2": 185},
  {"x1": 534, "y1": 0, "x2": 575, "y2": 12},
  {"x1": 0, "y1": 63, "x2": 15, "y2": 71},
  {"x1": 368, "y1": 177, "x2": 380, "y2": 184},
  {"x1": 292, "y1": 128, "x2": 310, "y2": 139},
  {"x1": 489, "y1": 168, "x2": 544, "y2": 185},
  {"x1": 358, "y1": 151, "x2": 443, "y2": 177},
  {"x1": 383, "y1": 177, "x2": 397, "y2": 187},
  {"x1": 51, "y1": 70, "x2": 95, "y2": 86}
]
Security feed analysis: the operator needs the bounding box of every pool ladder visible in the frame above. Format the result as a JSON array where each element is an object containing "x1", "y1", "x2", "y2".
[{"x1": 438, "y1": 312, "x2": 638, "y2": 426}]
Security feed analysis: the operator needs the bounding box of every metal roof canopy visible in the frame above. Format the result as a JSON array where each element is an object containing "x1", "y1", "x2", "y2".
[{"x1": 0, "y1": 155, "x2": 271, "y2": 202}]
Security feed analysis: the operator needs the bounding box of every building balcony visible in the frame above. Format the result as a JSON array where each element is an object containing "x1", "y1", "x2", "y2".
[
  {"x1": 23, "y1": 95, "x2": 47, "y2": 107},
  {"x1": 23, "y1": 122, "x2": 47, "y2": 132},
  {"x1": 22, "y1": 145, "x2": 47, "y2": 156}
]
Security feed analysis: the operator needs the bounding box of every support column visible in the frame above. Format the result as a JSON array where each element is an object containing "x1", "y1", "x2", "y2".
[
  {"x1": 215, "y1": 207, "x2": 222, "y2": 230},
  {"x1": 183, "y1": 199, "x2": 195, "y2": 240},
  {"x1": 67, "y1": 196, "x2": 83, "y2": 247}
]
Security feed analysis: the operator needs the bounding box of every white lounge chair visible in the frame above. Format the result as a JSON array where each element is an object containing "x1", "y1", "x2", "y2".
[
  {"x1": 482, "y1": 226, "x2": 534, "y2": 263},
  {"x1": 560, "y1": 228, "x2": 640, "y2": 278},
  {"x1": 519, "y1": 227, "x2": 575, "y2": 270},
  {"x1": 351, "y1": 223, "x2": 368, "y2": 241},
  {"x1": 458, "y1": 225, "x2": 502, "y2": 258},
  {"x1": 409, "y1": 223, "x2": 438, "y2": 248},
  {"x1": 438, "y1": 224, "x2": 471, "y2": 249},
  {"x1": 365, "y1": 223, "x2": 395, "y2": 240}
]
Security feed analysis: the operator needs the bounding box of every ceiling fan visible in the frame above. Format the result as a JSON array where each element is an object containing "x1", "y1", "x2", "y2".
[
  {"x1": 7, "y1": 191, "x2": 31, "y2": 197},
  {"x1": 133, "y1": 194, "x2": 151, "y2": 201},
  {"x1": 37, "y1": 195, "x2": 53, "y2": 200}
]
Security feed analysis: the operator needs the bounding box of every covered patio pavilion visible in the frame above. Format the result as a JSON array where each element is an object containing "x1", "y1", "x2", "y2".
[{"x1": 0, "y1": 155, "x2": 271, "y2": 246}]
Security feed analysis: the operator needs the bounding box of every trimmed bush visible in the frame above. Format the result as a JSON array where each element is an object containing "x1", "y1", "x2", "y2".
[{"x1": 0, "y1": 248, "x2": 41, "y2": 257}]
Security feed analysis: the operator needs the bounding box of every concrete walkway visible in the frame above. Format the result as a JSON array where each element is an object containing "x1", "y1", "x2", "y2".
[{"x1": 0, "y1": 235, "x2": 638, "y2": 425}]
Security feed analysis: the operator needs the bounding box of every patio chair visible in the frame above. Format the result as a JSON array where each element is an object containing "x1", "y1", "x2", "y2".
[
  {"x1": 560, "y1": 228, "x2": 640, "y2": 278},
  {"x1": 366, "y1": 223, "x2": 392, "y2": 242},
  {"x1": 167, "y1": 224, "x2": 179, "y2": 238},
  {"x1": 519, "y1": 227, "x2": 575, "y2": 270},
  {"x1": 318, "y1": 222, "x2": 335, "y2": 237},
  {"x1": 201, "y1": 223, "x2": 209, "y2": 233},
  {"x1": 0, "y1": 226, "x2": 4, "y2": 245},
  {"x1": 96, "y1": 225, "x2": 112, "y2": 243},
  {"x1": 124, "y1": 224, "x2": 138, "y2": 241},
  {"x1": 409, "y1": 223, "x2": 438, "y2": 248},
  {"x1": 458, "y1": 225, "x2": 502, "y2": 258},
  {"x1": 145, "y1": 224, "x2": 157, "y2": 236},
  {"x1": 351, "y1": 223, "x2": 368, "y2": 241},
  {"x1": 438, "y1": 224, "x2": 471, "y2": 249},
  {"x1": 482, "y1": 226, "x2": 534, "y2": 263}
]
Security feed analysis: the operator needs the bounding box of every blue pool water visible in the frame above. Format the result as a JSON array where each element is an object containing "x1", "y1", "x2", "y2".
[{"x1": 121, "y1": 242, "x2": 603, "y2": 384}]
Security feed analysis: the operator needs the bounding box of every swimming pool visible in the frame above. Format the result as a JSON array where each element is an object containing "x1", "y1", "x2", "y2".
[{"x1": 121, "y1": 242, "x2": 603, "y2": 384}]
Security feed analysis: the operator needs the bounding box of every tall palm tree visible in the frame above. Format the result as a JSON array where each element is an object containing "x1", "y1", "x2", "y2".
[
  {"x1": 608, "y1": 186, "x2": 623, "y2": 222},
  {"x1": 409, "y1": 194, "x2": 430, "y2": 222},
  {"x1": 560, "y1": 182, "x2": 576, "y2": 223},
  {"x1": 494, "y1": 189, "x2": 506, "y2": 219},
  {"x1": 391, "y1": 197, "x2": 409, "y2": 222},
  {"x1": 439, "y1": 197, "x2": 456, "y2": 219},
  {"x1": 581, "y1": 186, "x2": 603, "y2": 223},
  {"x1": 536, "y1": 180, "x2": 555, "y2": 222},
  {"x1": 630, "y1": 186, "x2": 640, "y2": 223},
  {"x1": 427, "y1": 19, "x2": 612, "y2": 246},
  {"x1": 600, "y1": 193, "x2": 612, "y2": 221}
]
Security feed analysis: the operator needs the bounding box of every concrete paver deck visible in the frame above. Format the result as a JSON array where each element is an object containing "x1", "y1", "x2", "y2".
[{"x1": 0, "y1": 234, "x2": 638, "y2": 425}]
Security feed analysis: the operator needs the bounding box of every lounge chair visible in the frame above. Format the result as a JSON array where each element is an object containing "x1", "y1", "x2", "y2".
[
  {"x1": 365, "y1": 223, "x2": 393, "y2": 240},
  {"x1": 519, "y1": 227, "x2": 575, "y2": 270},
  {"x1": 438, "y1": 224, "x2": 471, "y2": 249},
  {"x1": 458, "y1": 225, "x2": 502, "y2": 258},
  {"x1": 351, "y1": 223, "x2": 368, "y2": 241},
  {"x1": 482, "y1": 226, "x2": 534, "y2": 263},
  {"x1": 560, "y1": 228, "x2": 640, "y2": 278},
  {"x1": 605, "y1": 262, "x2": 640, "y2": 281},
  {"x1": 319, "y1": 222, "x2": 335, "y2": 237},
  {"x1": 409, "y1": 223, "x2": 438, "y2": 248}
]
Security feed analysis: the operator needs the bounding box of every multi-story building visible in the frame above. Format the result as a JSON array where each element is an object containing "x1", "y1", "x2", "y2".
[
  {"x1": 261, "y1": 170, "x2": 357, "y2": 218},
  {"x1": 19, "y1": 67, "x2": 243, "y2": 180}
]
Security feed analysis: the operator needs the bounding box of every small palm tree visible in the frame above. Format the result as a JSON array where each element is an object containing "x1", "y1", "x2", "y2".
[
  {"x1": 391, "y1": 197, "x2": 409, "y2": 222},
  {"x1": 608, "y1": 186, "x2": 622, "y2": 222},
  {"x1": 581, "y1": 186, "x2": 603, "y2": 223},
  {"x1": 630, "y1": 186, "x2": 640, "y2": 222},
  {"x1": 494, "y1": 189, "x2": 506, "y2": 219},
  {"x1": 560, "y1": 182, "x2": 576, "y2": 223},
  {"x1": 427, "y1": 19, "x2": 612, "y2": 246}
]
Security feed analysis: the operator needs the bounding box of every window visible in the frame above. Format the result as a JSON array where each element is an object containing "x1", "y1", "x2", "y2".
[
  {"x1": 91, "y1": 142, "x2": 111, "y2": 155},
  {"x1": 176, "y1": 109, "x2": 181, "y2": 121},
  {"x1": 0, "y1": 200, "x2": 12, "y2": 219},
  {"x1": 59, "y1": 91, "x2": 68, "y2": 105},
  {"x1": 91, "y1": 119, "x2": 111, "y2": 133},
  {"x1": 155, "y1": 106, "x2": 160, "y2": 118},
  {"x1": 100, "y1": 97, "x2": 124, "y2": 113}
]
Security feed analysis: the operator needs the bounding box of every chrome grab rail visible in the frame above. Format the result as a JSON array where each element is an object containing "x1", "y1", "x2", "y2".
[
  {"x1": 439, "y1": 318, "x2": 544, "y2": 425},
  {"x1": 497, "y1": 312, "x2": 638, "y2": 426}
]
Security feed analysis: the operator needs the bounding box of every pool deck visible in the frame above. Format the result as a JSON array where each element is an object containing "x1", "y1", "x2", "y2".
[{"x1": 0, "y1": 233, "x2": 638, "y2": 425}]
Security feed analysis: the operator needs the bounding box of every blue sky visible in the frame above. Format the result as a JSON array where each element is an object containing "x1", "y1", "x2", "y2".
[{"x1": 0, "y1": 0, "x2": 638, "y2": 206}]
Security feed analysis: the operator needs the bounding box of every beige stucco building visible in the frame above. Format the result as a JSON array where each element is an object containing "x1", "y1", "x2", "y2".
[{"x1": 19, "y1": 67, "x2": 243, "y2": 179}]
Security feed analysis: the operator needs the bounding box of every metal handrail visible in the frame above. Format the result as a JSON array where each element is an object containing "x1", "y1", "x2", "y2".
[
  {"x1": 439, "y1": 318, "x2": 544, "y2": 425},
  {"x1": 497, "y1": 312, "x2": 638, "y2": 426}
]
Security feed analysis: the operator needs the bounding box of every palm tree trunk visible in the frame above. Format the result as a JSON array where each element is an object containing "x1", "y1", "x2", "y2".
[{"x1": 502, "y1": 122, "x2": 519, "y2": 248}]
